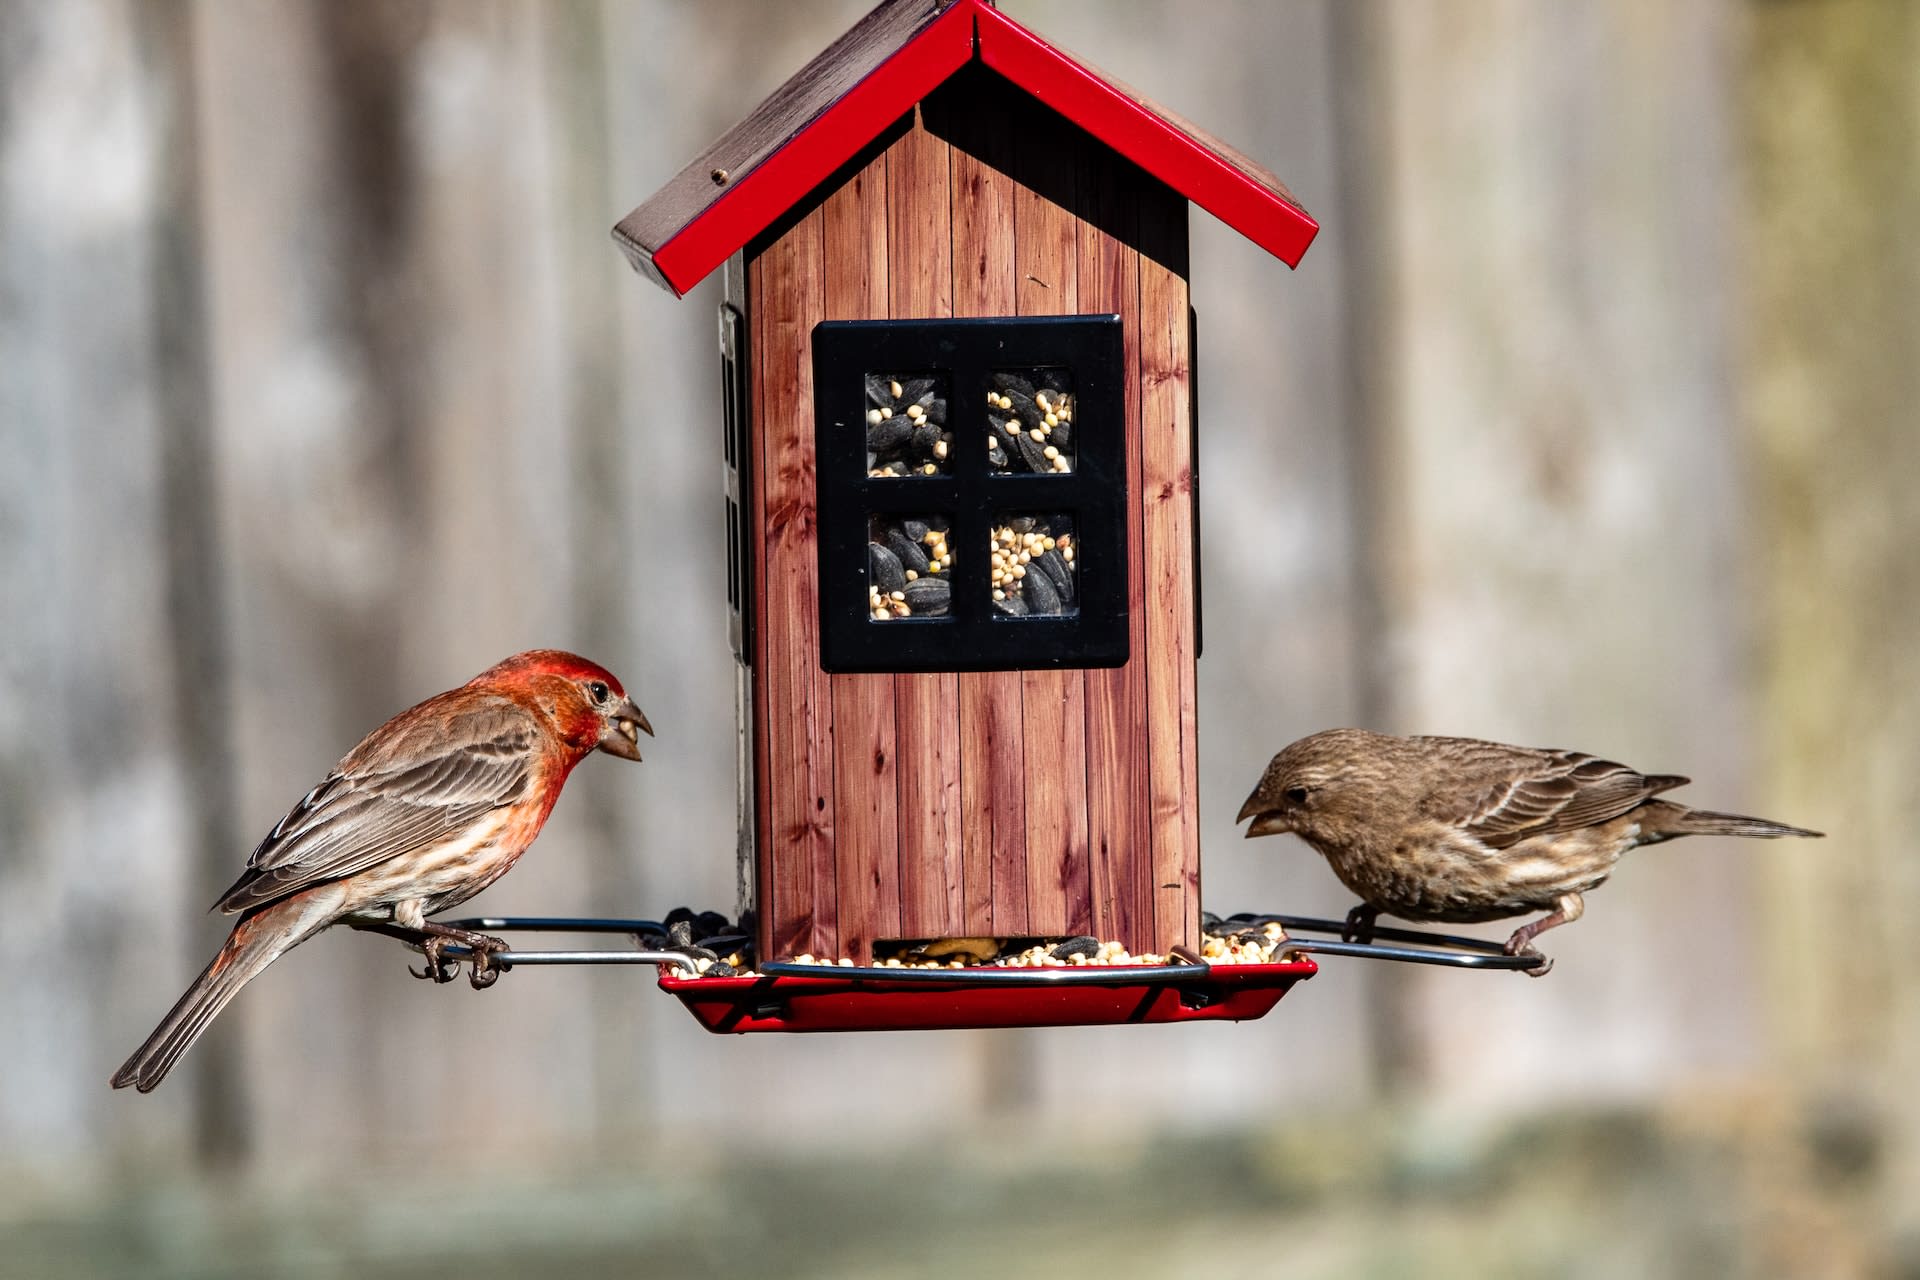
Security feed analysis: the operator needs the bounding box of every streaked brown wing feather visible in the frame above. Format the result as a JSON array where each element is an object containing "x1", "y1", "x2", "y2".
[
  {"x1": 214, "y1": 697, "x2": 537, "y2": 913},
  {"x1": 1414, "y1": 737, "x2": 1687, "y2": 850}
]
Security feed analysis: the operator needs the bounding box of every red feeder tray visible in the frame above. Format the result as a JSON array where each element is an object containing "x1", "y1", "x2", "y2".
[{"x1": 658, "y1": 958, "x2": 1318, "y2": 1034}]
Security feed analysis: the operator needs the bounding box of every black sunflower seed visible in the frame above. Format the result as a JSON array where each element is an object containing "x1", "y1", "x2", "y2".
[
  {"x1": 899, "y1": 376, "x2": 936, "y2": 404},
  {"x1": 1022, "y1": 563, "x2": 1062, "y2": 615},
  {"x1": 866, "y1": 375, "x2": 892, "y2": 407},
  {"x1": 869, "y1": 543, "x2": 905, "y2": 594},
  {"x1": 903, "y1": 576, "x2": 951, "y2": 616},
  {"x1": 1050, "y1": 935, "x2": 1100, "y2": 960},
  {"x1": 910, "y1": 422, "x2": 941, "y2": 455},
  {"x1": 902, "y1": 518, "x2": 929, "y2": 542},
  {"x1": 991, "y1": 371, "x2": 1035, "y2": 399},
  {"x1": 886, "y1": 531, "x2": 929, "y2": 575},
  {"x1": 868, "y1": 418, "x2": 912, "y2": 454},
  {"x1": 703, "y1": 961, "x2": 738, "y2": 978},
  {"x1": 993, "y1": 593, "x2": 1028, "y2": 616},
  {"x1": 1013, "y1": 433, "x2": 1051, "y2": 473},
  {"x1": 1032, "y1": 548, "x2": 1074, "y2": 603}
]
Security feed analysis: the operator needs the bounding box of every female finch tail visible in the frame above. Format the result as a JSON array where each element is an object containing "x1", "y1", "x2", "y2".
[
  {"x1": 111, "y1": 894, "x2": 335, "y2": 1094},
  {"x1": 1644, "y1": 800, "x2": 1824, "y2": 841}
]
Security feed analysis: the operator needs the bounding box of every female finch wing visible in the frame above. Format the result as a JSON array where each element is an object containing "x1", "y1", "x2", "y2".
[
  {"x1": 1411, "y1": 738, "x2": 1689, "y2": 850},
  {"x1": 213, "y1": 696, "x2": 540, "y2": 914}
]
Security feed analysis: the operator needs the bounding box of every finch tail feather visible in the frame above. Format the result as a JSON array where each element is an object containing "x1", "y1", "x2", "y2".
[
  {"x1": 1657, "y1": 803, "x2": 1823, "y2": 840},
  {"x1": 111, "y1": 897, "x2": 329, "y2": 1093}
]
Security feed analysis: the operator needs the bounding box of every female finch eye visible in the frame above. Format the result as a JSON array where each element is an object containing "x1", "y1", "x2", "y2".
[
  {"x1": 588, "y1": 681, "x2": 610, "y2": 703},
  {"x1": 1284, "y1": 786, "x2": 1310, "y2": 805}
]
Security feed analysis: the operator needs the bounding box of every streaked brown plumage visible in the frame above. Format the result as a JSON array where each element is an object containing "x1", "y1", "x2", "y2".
[{"x1": 1236, "y1": 729, "x2": 1821, "y2": 973}]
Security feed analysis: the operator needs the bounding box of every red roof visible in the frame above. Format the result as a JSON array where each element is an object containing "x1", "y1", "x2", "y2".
[{"x1": 615, "y1": 0, "x2": 1319, "y2": 296}]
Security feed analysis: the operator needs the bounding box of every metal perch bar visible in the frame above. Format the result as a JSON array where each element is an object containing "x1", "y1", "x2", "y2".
[
  {"x1": 396, "y1": 914, "x2": 1541, "y2": 977},
  {"x1": 1222, "y1": 913, "x2": 1548, "y2": 971}
]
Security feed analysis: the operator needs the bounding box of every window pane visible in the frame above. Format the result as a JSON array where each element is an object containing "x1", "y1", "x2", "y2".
[
  {"x1": 989, "y1": 513, "x2": 1078, "y2": 618},
  {"x1": 865, "y1": 372, "x2": 951, "y2": 478},
  {"x1": 987, "y1": 369, "x2": 1074, "y2": 474},
  {"x1": 868, "y1": 514, "x2": 953, "y2": 620}
]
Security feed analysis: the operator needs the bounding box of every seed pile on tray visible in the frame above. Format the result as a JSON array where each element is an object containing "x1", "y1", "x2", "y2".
[
  {"x1": 866, "y1": 374, "x2": 951, "y2": 477},
  {"x1": 639, "y1": 907, "x2": 756, "y2": 977},
  {"x1": 987, "y1": 371, "x2": 1073, "y2": 474},
  {"x1": 646, "y1": 913, "x2": 1294, "y2": 978},
  {"x1": 868, "y1": 515, "x2": 953, "y2": 619},
  {"x1": 990, "y1": 515, "x2": 1077, "y2": 617}
]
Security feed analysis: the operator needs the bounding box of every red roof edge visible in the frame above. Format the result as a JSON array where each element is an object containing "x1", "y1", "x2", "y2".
[
  {"x1": 624, "y1": 0, "x2": 1318, "y2": 297},
  {"x1": 973, "y1": 4, "x2": 1319, "y2": 269}
]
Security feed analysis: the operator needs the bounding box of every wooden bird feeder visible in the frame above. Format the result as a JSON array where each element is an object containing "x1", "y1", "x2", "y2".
[{"x1": 605, "y1": 0, "x2": 1337, "y2": 1029}]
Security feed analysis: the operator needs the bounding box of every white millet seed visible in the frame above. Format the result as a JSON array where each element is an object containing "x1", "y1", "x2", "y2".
[
  {"x1": 889, "y1": 380, "x2": 902, "y2": 399},
  {"x1": 867, "y1": 409, "x2": 883, "y2": 425}
]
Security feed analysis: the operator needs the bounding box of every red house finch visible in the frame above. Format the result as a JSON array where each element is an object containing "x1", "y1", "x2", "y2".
[
  {"x1": 112, "y1": 650, "x2": 651, "y2": 1093},
  {"x1": 1237, "y1": 729, "x2": 1821, "y2": 973}
]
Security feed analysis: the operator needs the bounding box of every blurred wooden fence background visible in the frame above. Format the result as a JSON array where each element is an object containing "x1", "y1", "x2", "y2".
[{"x1": 1, "y1": 0, "x2": 1912, "y2": 1237}]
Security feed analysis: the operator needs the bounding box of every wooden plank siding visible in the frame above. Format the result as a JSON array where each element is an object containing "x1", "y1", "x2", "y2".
[
  {"x1": 752, "y1": 203, "x2": 837, "y2": 960},
  {"x1": 885, "y1": 118, "x2": 967, "y2": 942},
  {"x1": 943, "y1": 81, "x2": 1029, "y2": 942},
  {"x1": 752, "y1": 72, "x2": 1198, "y2": 961},
  {"x1": 823, "y1": 150, "x2": 901, "y2": 962},
  {"x1": 1137, "y1": 189, "x2": 1199, "y2": 954},
  {"x1": 1012, "y1": 96, "x2": 1093, "y2": 940}
]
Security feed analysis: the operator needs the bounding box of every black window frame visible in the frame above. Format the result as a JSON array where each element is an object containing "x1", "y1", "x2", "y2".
[{"x1": 813, "y1": 314, "x2": 1128, "y2": 674}]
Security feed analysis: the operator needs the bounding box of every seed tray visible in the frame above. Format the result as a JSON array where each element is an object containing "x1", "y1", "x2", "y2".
[{"x1": 657, "y1": 957, "x2": 1317, "y2": 1034}]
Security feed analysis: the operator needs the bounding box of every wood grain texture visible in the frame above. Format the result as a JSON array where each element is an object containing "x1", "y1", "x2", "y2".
[
  {"x1": 945, "y1": 84, "x2": 1028, "y2": 937},
  {"x1": 886, "y1": 116, "x2": 965, "y2": 940},
  {"x1": 824, "y1": 152, "x2": 898, "y2": 963},
  {"x1": 753, "y1": 203, "x2": 837, "y2": 961},
  {"x1": 1077, "y1": 148, "x2": 1151, "y2": 954},
  {"x1": 1137, "y1": 185, "x2": 1198, "y2": 954},
  {"x1": 1013, "y1": 107, "x2": 1091, "y2": 938}
]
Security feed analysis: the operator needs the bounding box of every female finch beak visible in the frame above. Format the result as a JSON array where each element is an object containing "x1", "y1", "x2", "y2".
[
  {"x1": 1237, "y1": 792, "x2": 1291, "y2": 838},
  {"x1": 597, "y1": 697, "x2": 654, "y2": 762}
]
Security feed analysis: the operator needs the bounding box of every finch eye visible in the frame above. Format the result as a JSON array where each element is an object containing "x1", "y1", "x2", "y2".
[
  {"x1": 588, "y1": 681, "x2": 610, "y2": 704},
  {"x1": 1284, "y1": 786, "x2": 1310, "y2": 805}
]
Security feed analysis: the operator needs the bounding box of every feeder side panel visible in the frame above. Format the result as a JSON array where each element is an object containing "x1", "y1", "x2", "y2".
[
  {"x1": 823, "y1": 151, "x2": 902, "y2": 965},
  {"x1": 751, "y1": 203, "x2": 839, "y2": 962},
  {"x1": 1139, "y1": 191, "x2": 1199, "y2": 954},
  {"x1": 725, "y1": 251, "x2": 765, "y2": 930},
  {"x1": 943, "y1": 79, "x2": 1030, "y2": 939},
  {"x1": 885, "y1": 116, "x2": 966, "y2": 942},
  {"x1": 1013, "y1": 101, "x2": 1094, "y2": 941},
  {"x1": 1076, "y1": 135, "x2": 1152, "y2": 955}
]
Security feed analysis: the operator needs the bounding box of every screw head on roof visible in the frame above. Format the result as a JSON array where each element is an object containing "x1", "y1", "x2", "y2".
[{"x1": 710, "y1": 168, "x2": 729, "y2": 186}]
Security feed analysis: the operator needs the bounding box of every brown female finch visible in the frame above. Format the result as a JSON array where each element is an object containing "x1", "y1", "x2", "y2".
[
  {"x1": 1237, "y1": 729, "x2": 1821, "y2": 973},
  {"x1": 112, "y1": 650, "x2": 651, "y2": 1093}
]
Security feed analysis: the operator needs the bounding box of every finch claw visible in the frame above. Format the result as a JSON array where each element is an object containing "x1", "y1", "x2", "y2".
[
  {"x1": 411, "y1": 937, "x2": 460, "y2": 984},
  {"x1": 1342, "y1": 904, "x2": 1379, "y2": 945}
]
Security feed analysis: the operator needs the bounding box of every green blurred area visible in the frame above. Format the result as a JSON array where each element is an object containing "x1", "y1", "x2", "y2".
[{"x1": 7, "y1": 1103, "x2": 1912, "y2": 1280}]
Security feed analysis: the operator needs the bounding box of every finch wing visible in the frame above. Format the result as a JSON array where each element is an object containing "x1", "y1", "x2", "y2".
[
  {"x1": 213, "y1": 697, "x2": 538, "y2": 913},
  {"x1": 1414, "y1": 737, "x2": 1688, "y2": 850}
]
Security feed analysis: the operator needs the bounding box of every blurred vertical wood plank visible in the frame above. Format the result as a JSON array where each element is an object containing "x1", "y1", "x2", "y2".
[
  {"x1": 824, "y1": 151, "x2": 898, "y2": 962},
  {"x1": 132, "y1": 0, "x2": 249, "y2": 1166},
  {"x1": 1744, "y1": 0, "x2": 1920, "y2": 1232},
  {"x1": 1076, "y1": 137, "x2": 1150, "y2": 954},
  {"x1": 1012, "y1": 106, "x2": 1089, "y2": 937},
  {"x1": 887, "y1": 116, "x2": 965, "y2": 940},
  {"x1": 754, "y1": 204, "x2": 837, "y2": 960},
  {"x1": 1369, "y1": 2, "x2": 1755, "y2": 1102},
  {"x1": 0, "y1": 0, "x2": 197, "y2": 1170},
  {"x1": 1136, "y1": 188, "x2": 1198, "y2": 955},
  {"x1": 944, "y1": 81, "x2": 1026, "y2": 937}
]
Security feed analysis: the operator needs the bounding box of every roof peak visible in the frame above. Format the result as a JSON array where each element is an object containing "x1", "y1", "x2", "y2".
[{"x1": 615, "y1": 0, "x2": 1316, "y2": 297}]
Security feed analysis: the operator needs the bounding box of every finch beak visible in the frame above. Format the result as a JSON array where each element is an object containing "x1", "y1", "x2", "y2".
[
  {"x1": 1238, "y1": 792, "x2": 1290, "y2": 838},
  {"x1": 598, "y1": 697, "x2": 654, "y2": 762}
]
